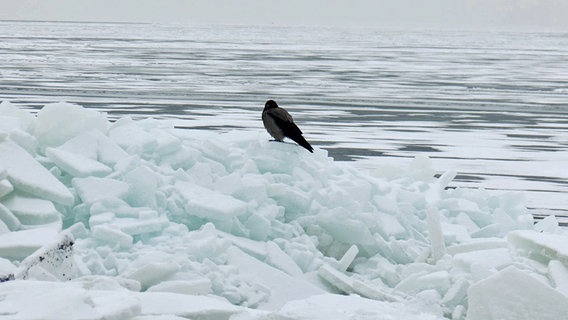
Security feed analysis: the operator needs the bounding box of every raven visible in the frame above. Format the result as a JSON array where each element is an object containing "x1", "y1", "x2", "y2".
[{"x1": 262, "y1": 100, "x2": 313, "y2": 153}]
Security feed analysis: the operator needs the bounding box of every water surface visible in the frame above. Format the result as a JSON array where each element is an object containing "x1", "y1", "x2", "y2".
[{"x1": 1, "y1": 21, "x2": 567, "y2": 219}]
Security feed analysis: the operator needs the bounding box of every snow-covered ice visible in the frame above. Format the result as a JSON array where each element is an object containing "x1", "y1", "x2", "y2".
[{"x1": 0, "y1": 101, "x2": 567, "y2": 319}]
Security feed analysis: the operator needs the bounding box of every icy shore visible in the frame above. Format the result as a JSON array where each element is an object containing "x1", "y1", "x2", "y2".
[{"x1": 0, "y1": 101, "x2": 567, "y2": 319}]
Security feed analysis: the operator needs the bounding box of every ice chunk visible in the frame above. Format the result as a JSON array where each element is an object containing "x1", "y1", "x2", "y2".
[
  {"x1": 88, "y1": 291, "x2": 142, "y2": 320},
  {"x1": 151, "y1": 129, "x2": 181, "y2": 155},
  {"x1": 278, "y1": 293, "x2": 442, "y2": 320},
  {"x1": 407, "y1": 155, "x2": 436, "y2": 182},
  {"x1": 3, "y1": 193, "x2": 61, "y2": 226},
  {"x1": 124, "y1": 166, "x2": 159, "y2": 207},
  {"x1": 0, "y1": 178, "x2": 14, "y2": 198},
  {"x1": 376, "y1": 212, "x2": 406, "y2": 238},
  {"x1": 351, "y1": 279, "x2": 402, "y2": 302},
  {"x1": 0, "y1": 139, "x2": 74, "y2": 205},
  {"x1": 394, "y1": 270, "x2": 451, "y2": 295},
  {"x1": 317, "y1": 210, "x2": 375, "y2": 246},
  {"x1": 175, "y1": 181, "x2": 248, "y2": 221},
  {"x1": 227, "y1": 246, "x2": 324, "y2": 310},
  {"x1": 56, "y1": 131, "x2": 99, "y2": 159},
  {"x1": 147, "y1": 279, "x2": 211, "y2": 295},
  {"x1": 445, "y1": 238, "x2": 507, "y2": 255},
  {"x1": 57, "y1": 130, "x2": 129, "y2": 166},
  {"x1": 548, "y1": 260, "x2": 568, "y2": 296},
  {"x1": 234, "y1": 175, "x2": 268, "y2": 202},
  {"x1": 90, "y1": 197, "x2": 137, "y2": 217},
  {"x1": 126, "y1": 262, "x2": 179, "y2": 291},
  {"x1": 441, "y1": 277, "x2": 469, "y2": 309},
  {"x1": 426, "y1": 207, "x2": 446, "y2": 261},
  {"x1": 73, "y1": 177, "x2": 130, "y2": 204},
  {"x1": 0, "y1": 257, "x2": 16, "y2": 279},
  {"x1": 181, "y1": 230, "x2": 232, "y2": 265},
  {"x1": 109, "y1": 117, "x2": 157, "y2": 153},
  {"x1": 454, "y1": 212, "x2": 480, "y2": 233},
  {"x1": 0, "y1": 219, "x2": 8, "y2": 235},
  {"x1": 131, "y1": 316, "x2": 188, "y2": 320},
  {"x1": 159, "y1": 145, "x2": 199, "y2": 170},
  {"x1": 266, "y1": 241, "x2": 303, "y2": 277},
  {"x1": 217, "y1": 227, "x2": 269, "y2": 259},
  {"x1": 534, "y1": 215, "x2": 560, "y2": 233},
  {"x1": 453, "y1": 248, "x2": 512, "y2": 273},
  {"x1": 0, "y1": 280, "x2": 141, "y2": 320},
  {"x1": 35, "y1": 102, "x2": 109, "y2": 149},
  {"x1": 252, "y1": 146, "x2": 299, "y2": 173},
  {"x1": 373, "y1": 195, "x2": 399, "y2": 215},
  {"x1": 244, "y1": 212, "x2": 271, "y2": 241},
  {"x1": 92, "y1": 225, "x2": 133, "y2": 249},
  {"x1": 112, "y1": 216, "x2": 169, "y2": 236},
  {"x1": 89, "y1": 212, "x2": 116, "y2": 226},
  {"x1": 338, "y1": 245, "x2": 359, "y2": 272},
  {"x1": 46, "y1": 147, "x2": 112, "y2": 178},
  {"x1": 0, "y1": 202, "x2": 21, "y2": 231},
  {"x1": 136, "y1": 292, "x2": 243, "y2": 319},
  {"x1": 96, "y1": 134, "x2": 130, "y2": 165},
  {"x1": 66, "y1": 222, "x2": 89, "y2": 239},
  {"x1": 0, "y1": 101, "x2": 35, "y2": 132},
  {"x1": 320, "y1": 261, "x2": 404, "y2": 303},
  {"x1": 437, "y1": 170, "x2": 457, "y2": 189},
  {"x1": 9, "y1": 128, "x2": 37, "y2": 155},
  {"x1": 470, "y1": 223, "x2": 500, "y2": 238},
  {"x1": 73, "y1": 275, "x2": 141, "y2": 292},
  {"x1": 468, "y1": 266, "x2": 568, "y2": 320},
  {"x1": 318, "y1": 263, "x2": 355, "y2": 294},
  {"x1": 17, "y1": 233, "x2": 75, "y2": 281},
  {"x1": 0, "y1": 228, "x2": 59, "y2": 260},
  {"x1": 0, "y1": 167, "x2": 7, "y2": 180},
  {"x1": 508, "y1": 230, "x2": 568, "y2": 265}
]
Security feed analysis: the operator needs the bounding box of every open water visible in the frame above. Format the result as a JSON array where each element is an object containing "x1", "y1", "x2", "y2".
[{"x1": 1, "y1": 21, "x2": 567, "y2": 220}]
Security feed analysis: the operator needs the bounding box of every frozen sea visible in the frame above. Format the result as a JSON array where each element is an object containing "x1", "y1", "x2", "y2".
[{"x1": 1, "y1": 20, "x2": 567, "y2": 219}]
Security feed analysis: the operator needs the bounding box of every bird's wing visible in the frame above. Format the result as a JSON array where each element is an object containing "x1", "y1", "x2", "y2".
[
  {"x1": 270, "y1": 108, "x2": 294, "y2": 123},
  {"x1": 267, "y1": 109, "x2": 303, "y2": 136},
  {"x1": 265, "y1": 107, "x2": 313, "y2": 152}
]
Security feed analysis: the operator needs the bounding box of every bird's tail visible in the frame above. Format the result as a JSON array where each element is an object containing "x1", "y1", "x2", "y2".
[{"x1": 290, "y1": 135, "x2": 314, "y2": 153}]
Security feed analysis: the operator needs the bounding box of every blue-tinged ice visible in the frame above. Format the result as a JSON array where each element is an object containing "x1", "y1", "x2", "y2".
[{"x1": 0, "y1": 102, "x2": 566, "y2": 320}]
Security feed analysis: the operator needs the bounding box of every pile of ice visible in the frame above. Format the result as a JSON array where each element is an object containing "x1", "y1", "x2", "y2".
[{"x1": 1, "y1": 101, "x2": 567, "y2": 320}]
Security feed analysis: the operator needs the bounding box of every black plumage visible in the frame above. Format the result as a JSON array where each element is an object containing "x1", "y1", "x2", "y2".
[{"x1": 262, "y1": 100, "x2": 313, "y2": 153}]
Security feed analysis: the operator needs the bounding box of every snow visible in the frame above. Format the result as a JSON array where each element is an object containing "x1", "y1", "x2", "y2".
[
  {"x1": 136, "y1": 292, "x2": 243, "y2": 319},
  {"x1": 468, "y1": 267, "x2": 568, "y2": 320},
  {"x1": 0, "y1": 280, "x2": 141, "y2": 320},
  {"x1": 0, "y1": 102, "x2": 567, "y2": 319},
  {"x1": 276, "y1": 294, "x2": 440, "y2": 320}
]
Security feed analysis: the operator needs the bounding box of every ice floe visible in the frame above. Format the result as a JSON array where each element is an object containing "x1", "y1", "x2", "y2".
[{"x1": 0, "y1": 101, "x2": 567, "y2": 319}]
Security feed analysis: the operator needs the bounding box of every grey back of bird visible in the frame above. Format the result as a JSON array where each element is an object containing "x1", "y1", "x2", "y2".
[{"x1": 262, "y1": 100, "x2": 314, "y2": 153}]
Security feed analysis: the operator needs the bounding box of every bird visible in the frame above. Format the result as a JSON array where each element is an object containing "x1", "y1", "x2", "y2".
[{"x1": 262, "y1": 100, "x2": 314, "y2": 153}]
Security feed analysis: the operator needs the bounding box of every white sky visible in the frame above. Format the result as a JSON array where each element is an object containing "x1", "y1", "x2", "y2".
[{"x1": 1, "y1": 0, "x2": 567, "y2": 31}]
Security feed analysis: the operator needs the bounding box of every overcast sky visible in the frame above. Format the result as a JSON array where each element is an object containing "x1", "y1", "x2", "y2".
[{"x1": 1, "y1": 0, "x2": 567, "y2": 31}]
